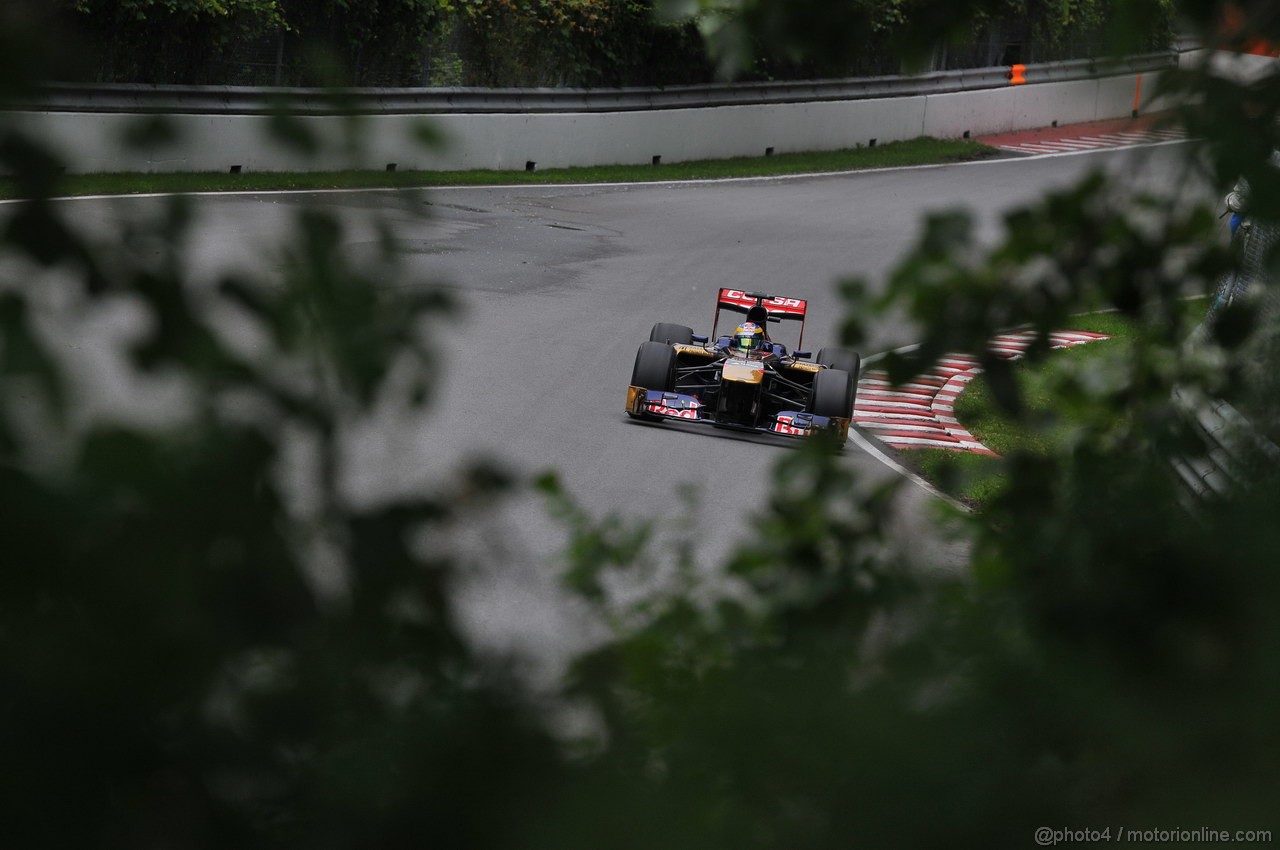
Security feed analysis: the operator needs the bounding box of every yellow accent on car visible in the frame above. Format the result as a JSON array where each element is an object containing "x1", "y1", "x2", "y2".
[
  {"x1": 670, "y1": 343, "x2": 716, "y2": 358},
  {"x1": 831, "y1": 417, "x2": 851, "y2": 444},
  {"x1": 722, "y1": 361, "x2": 765, "y2": 384},
  {"x1": 625, "y1": 385, "x2": 647, "y2": 414}
]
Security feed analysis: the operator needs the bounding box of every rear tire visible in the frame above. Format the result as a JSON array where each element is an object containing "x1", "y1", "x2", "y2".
[
  {"x1": 817, "y1": 347, "x2": 860, "y2": 379},
  {"x1": 649, "y1": 322, "x2": 694, "y2": 345},
  {"x1": 631, "y1": 341, "x2": 677, "y2": 392},
  {"x1": 808, "y1": 368, "x2": 854, "y2": 419}
]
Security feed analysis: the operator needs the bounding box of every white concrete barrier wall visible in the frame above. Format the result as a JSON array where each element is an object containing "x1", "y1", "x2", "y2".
[{"x1": 6, "y1": 70, "x2": 1166, "y2": 175}]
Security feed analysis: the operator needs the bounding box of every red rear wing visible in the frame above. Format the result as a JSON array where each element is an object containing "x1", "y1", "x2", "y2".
[
  {"x1": 717, "y1": 289, "x2": 808, "y2": 319},
  {"x1": 713, "y1": 289, "x2": 809, "y2": 351}
]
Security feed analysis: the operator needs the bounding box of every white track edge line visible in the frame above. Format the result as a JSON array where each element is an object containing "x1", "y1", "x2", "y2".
[
  {"x1": 848, "y1": 425, "x2": 969, "y2": 512},
  {"x1": 0, "y1": 138, "x2": 1196, "y2": 206}
]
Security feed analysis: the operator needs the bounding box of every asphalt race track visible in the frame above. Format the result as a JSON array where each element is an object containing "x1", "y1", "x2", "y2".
[{"x1": 12, "y1": 142, "x2": 1204, "y2": 676}]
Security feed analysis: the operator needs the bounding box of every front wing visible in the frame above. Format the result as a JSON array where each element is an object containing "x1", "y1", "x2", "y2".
[{"x1": 625, "y1": 387, "x2": 849, "y2": 444}]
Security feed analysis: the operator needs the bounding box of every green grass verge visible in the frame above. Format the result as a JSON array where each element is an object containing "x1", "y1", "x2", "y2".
[
  {"x1": 908, "y1": 449, "x2": 1006, "y2": 508},
  {"x1": 902, "y1": 301, "x2": 1210, "y2": 510},
  {"x1": 0, "y1": 137, "x2": 996, "y2": 199}
]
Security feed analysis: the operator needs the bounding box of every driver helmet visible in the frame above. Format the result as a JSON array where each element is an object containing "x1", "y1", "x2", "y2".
[{"x1": 731, "y1": 322, "x2": 765, "y2": 357}]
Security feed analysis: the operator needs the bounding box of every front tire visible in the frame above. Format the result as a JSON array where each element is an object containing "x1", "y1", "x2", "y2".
[
  {"x1": 631, "y1": 341, "x2": 677, "y2": 392},
  {"x1": 808, "y1": 368, "x2": 854, "y2": 419}
]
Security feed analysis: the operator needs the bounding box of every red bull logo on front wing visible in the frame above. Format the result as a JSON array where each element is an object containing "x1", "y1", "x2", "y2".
[
  {"x1": 648, "y1": 403, "x2": 699, "y2": 419},
  {"x1": 773, "y1": 414, "x2": 811, "y2": 436},
  {"x1": 645, "y1": 391, "x2": 702, "y2": 420}
]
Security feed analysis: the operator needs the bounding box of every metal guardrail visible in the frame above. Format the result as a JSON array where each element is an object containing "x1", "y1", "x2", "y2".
[
  {"x1": 9, "y1": 53, "x2": 1177, "y2": 116},
  {"x1": 1176, "y1": 212, "x2": 1280, "y2": 503},
  {"x1": 1170, "y1": 392, "x2": 1280, "y2": 500}
]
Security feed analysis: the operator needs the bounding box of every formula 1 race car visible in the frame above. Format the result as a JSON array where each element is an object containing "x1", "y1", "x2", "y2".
[{"x1": 624, "y1": 289, "x2": 860, "y2": 444}]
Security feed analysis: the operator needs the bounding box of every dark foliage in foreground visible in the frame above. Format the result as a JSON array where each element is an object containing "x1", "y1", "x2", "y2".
[{"x1": 2, "y1": 0, "x2": 1279, "y2": 846}]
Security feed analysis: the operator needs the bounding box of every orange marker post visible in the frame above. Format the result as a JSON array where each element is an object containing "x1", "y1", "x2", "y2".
[{"x1": 1009, "y1": 63, "x2": 1027, "y2": 85}]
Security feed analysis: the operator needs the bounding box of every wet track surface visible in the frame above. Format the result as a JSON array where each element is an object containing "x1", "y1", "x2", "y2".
[{"x1": 13, "y1": 143, "x2": 1204, "y2": 675}]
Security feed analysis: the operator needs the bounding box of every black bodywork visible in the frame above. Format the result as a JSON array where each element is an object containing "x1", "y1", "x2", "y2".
[{"x1": 625, "y1": 290, "x2": 859, "y2": 443}]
